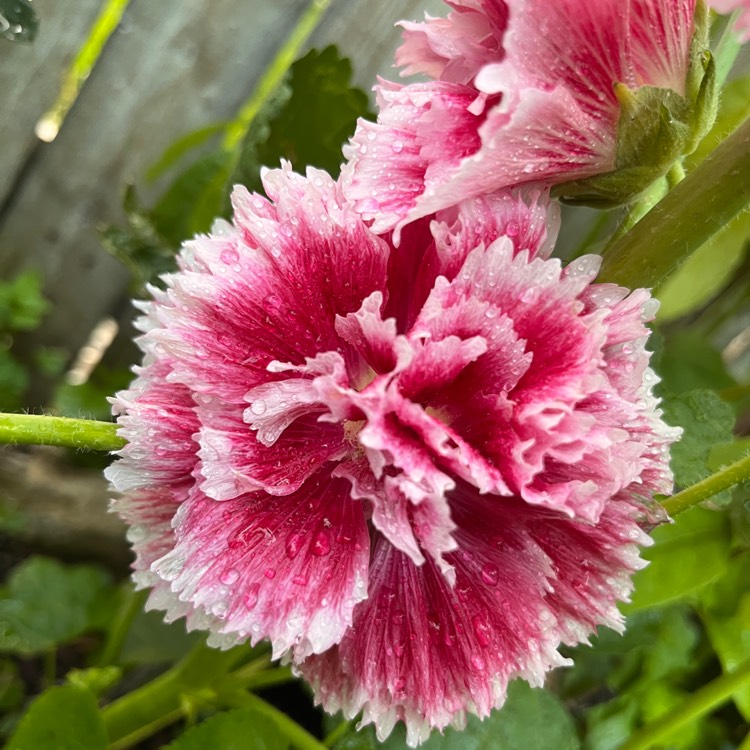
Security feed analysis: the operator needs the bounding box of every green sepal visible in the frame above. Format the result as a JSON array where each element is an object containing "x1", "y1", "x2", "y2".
[{"x1": 555, "y1": 0, "x2": 718, "y2": 208}]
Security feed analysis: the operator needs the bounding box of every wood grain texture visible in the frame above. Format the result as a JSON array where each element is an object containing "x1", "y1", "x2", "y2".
[
  {"x1": 0, "y1": 0, "x2": 440, "y2": 405},
  {"x1": 0, "y1": 0, "x2": 103, "y2": 206}
]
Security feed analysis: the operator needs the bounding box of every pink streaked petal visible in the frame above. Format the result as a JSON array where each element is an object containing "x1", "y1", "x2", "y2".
[
  {"x1": 243, "y1": 351, "x2": 352, "y2": 445},
  {"x1": 398, "y1": 334, "x2": 488, "y2": 399},
  {"x1": 300, "y1": 487, "x2": 646, "y2": 744},
  {"x1": 147, "y1": 167, "x2": 389, "y2": 403},
  {"x1": 396, "y1": 398, "x2": 511, "y2": 496},
  {"x1": 111, "y1": 488, "x2": 181, "y2": 590},
  {"x1": 153, "y1": 471, "x2": 369, "y2": 659},
  {"x1": 106, "y1": 360, "x2": 199, "y2": 496},
  {"x1": 335, "y1": 459, "x2": 425, "y2": 566},
  {"x1": 335, "y1": 292, "x2": 400, "y2": 376},
  {"x1": 198, "y1": 409, "x2": 346, "y2": 500},
  {"x1": 397, "y1": 1, "x2": 509, "y2": 84},
  {"x1": 344, "y1": 81, "x2": 481, "y2": 237},
  {"x1": 400, "y1": 83, "x2": 613, "y2": 230},
  {"x1": 431, "y1": 188, "x2": 561, "y2": 279}
]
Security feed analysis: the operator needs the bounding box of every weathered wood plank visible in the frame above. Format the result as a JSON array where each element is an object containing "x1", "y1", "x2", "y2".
[
  {"x1": 0, "y1": 0, "x2": 310, "y2": 390},
  {"x1": 0, "y1": 0, "x2": 440, "y2": 407},
  {"x1": 311, "y1": 0, "x2": 445, "y2": 91},
  {"x1": 0, "y1": 0, "x2": 103, "y2": 207}
]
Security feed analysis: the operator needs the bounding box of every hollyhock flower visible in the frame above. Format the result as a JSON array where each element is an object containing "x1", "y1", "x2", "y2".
[
  {"x1": 106, "y1": 164, "x2": 678, "y2": 744},
  {"x1": 710, "y1": 0, "x2": 750, "y2": 40},
  {"x1": 347, "y1": 0, "x2": 712, "y2": 236}
]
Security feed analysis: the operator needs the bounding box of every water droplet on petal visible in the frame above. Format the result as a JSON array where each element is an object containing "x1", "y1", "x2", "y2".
[
  {"x1": 220, "y1": 568, "x2": 239, "y2": 585},
  {"x1": 311, "y1": 530, "x2": 332, "y2": 556},
  {"x1": 244, "y1": 584, "x2": 260, "y2": 608},
  {"x1": 391, "y1": 139, "x2": 404, "y2": 154},
  {"x1": 285, "y1": 533, "x2": 304, "y2": 559},
  {"x1": 250, "y1": 400, "x2": 267, "y2": 416},
  {"x1": 473, "y1": 615, "x2": 492, "y2": 647},
  {"x1": 506, "y1": 221, "x2": 519, "y2": 237},
  {"x1": 264, "y1": 567, "x2": 276, "y2": 579},
  {"x1": 481, "y1": 562, "x2": 499, "y2": 587},
  {"x1": 221, "y1": 248, "x2": 239, "y2": 265}
]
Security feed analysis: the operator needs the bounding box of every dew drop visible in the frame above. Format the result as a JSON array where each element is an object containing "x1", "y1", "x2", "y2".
[
  {"x1": 220, "y1": 568, "x2": 239, "y2": 585},
  {"x1": 285, "y1": 532, "x2": 304, "y2": 559},
  {"x1": 311, "y1": 530, "x2": 332, "y2": 556},
  {"x1": 481, "y1": 562, "x2": 499, "y2": 587},
  {"x1": 473, "y1": 615, "x2": 492, "y2": 647},
  {"x1": 250, "y1": 400, "x2": 267, "y2": 416},
  {"x1": 221, "y1": 248, "x2": 239, "y2": 265},
  {"x1": 505, "y1": 221, "x2": 520, "y2": 237},
  {"x1": 391, "y1": 139, "x2": 404, "y2": 154},
  {"x1": 471, "y1": 654, "x2": 486, "y2": 671},
  {"x1": 264, "y1": 567, "x2": 277, "y2": 579}
]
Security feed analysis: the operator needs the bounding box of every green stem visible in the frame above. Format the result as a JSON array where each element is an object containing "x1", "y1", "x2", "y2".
[
  {"x1": 598, "y1": 116, "x2": 750, "y2": 289},
  {"x1": 233, "y1": 665, "x2": 294, "y2": 692},
  {"x1": 109, "y1": 708, "x2": 184, "y2": 750},
  {"x1": 666, "y1": 161, "x2": 685, "y2": 189},
  {"x1": 607, "y1": 177, "x2": 668, "y2": 245},
  {"x1": 662, "y1": 452, "x2": 750, "y2": 516},
  {"x1": 232, "y1": 692, "x2": 328, "y2": 750},
  {"x1": 222, "y1": 0, "x2": 332, "y2": 151},
  {"x1": 0, "y1": 413, "x2": 125, "y2": 451},
  {"x1": 97, "y1": 588, "x2": 147, "y2": 667},
  {"x1": 102, "y1": 642, "x2": 249, "y2": 748},
  {"x1": 617, "y1": 660, "x2": 750, "y2": 750}
]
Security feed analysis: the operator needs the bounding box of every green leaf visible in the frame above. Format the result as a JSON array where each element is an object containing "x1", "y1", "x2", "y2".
[
  {"x1": 0, "y1": 557, "x2": 111, "y2": 655},
  {"x1": 146, "y1": 121, "x2": 231, "y2": 182},
  {"x1": 119, "y1": 607, "x2": 202, "y2": 666},
  {"x1": 101, "y1": 185, "x2": 179, "y2": 288},
  {"x1": 6, "y1": 685, "x2": 107, "y2": 750},
  {"x1": 661, "y1": 389, "x2": 736, "y2": 490},
  {"x1": 335, "y1": 682, "x2": 579, "y2": 750},
  {"x1": 699, "y1": 552, "x2": 750, "y2": 719},
  {"x1": 0, "y1": 0, "x2": 38, "y2": 43},
  {"x1": 232, "y1": 46, "x2": 373, "y2": 195},
  {"x1": 0, "y1": 351, "x2": 28, "y2": 412},
  {"x1": 164, "y1": 708, "x2": 288, "y2": 750},
  {"x1": 150, "y1": 150, "x2": 233, "y2": 245},
  {"x1": 0, "y1": 270, "x2": 49, "y2": 332},
  {"x1": 655, "y1": 332, "x2": 736, "y2": 397},
  {"x1": 67, "y1": 666, "x2": 122, "y2": 698},
  {"x1": 627, "y1": 506, "x2": 732, "y2": 611}
]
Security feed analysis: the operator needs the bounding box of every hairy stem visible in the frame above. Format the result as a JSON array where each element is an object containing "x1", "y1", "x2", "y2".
[
  {"x1": 0, "y1": 413, "x2": 124, "y2": 451},
  {"x1": 618, "y1": 660, "x2": 750, "y2": 750},
  {"x1": 598, "y1": 116, "x2": 750, "y2": 289},
  {"x1": 662, "y1": 452, "x2": 750, "y2": 516}
]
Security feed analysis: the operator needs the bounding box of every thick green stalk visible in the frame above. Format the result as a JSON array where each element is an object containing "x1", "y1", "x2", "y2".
[
  {"x1": 617, "y1": 660, "x2": 750, "y2": 750},
  {"x1": 0, "y1": 413, "x2": 124, "y2": 451},
  {"x1": 662, "y1": 452, "x2": 750, "y2": 516},
  {"x1": 598, "y1": 116, "x2": 750, "y2": 289}
]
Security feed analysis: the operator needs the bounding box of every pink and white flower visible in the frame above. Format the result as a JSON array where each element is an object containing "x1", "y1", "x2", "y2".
[
  {"x1": 347, "y1": 0, "x2": 699, "y2": 235},
  {"x1": 107, "y1": 165, "x2": 678, "y2": 744}
]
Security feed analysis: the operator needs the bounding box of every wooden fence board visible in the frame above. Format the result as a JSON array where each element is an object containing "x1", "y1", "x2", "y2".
[
  {"x1": 0, "y1": 0, "x2": 439, "y2": 405},
  {"x1": 0, "y1": 0, "x2": 104, "y2": 208}
]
